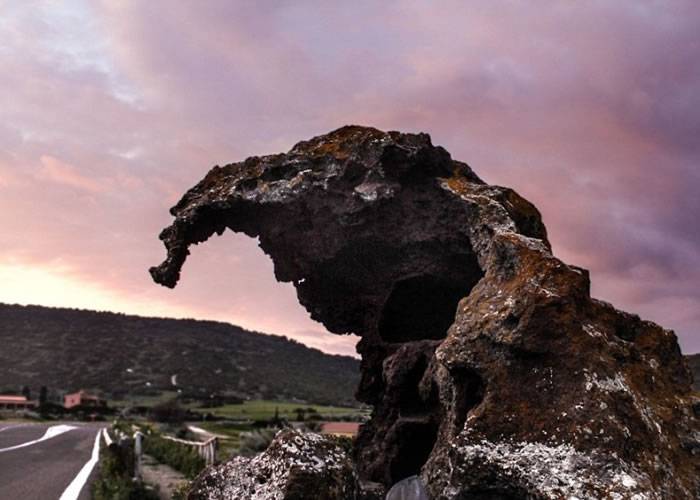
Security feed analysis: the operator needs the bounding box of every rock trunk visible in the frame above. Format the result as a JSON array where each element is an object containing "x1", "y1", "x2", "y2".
[{"x1": 152, "y1": 126, "x2": 698, "y2": 498}]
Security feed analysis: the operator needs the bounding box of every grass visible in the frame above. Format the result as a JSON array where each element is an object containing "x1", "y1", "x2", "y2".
[
  {"x1": 194, "y1": 421, "x2": 254, "y2": 458},
  {"x1": 197, "y1": 421, "x2": 253, "y2": 439},
  {"x1": 189, "y1": 400, "x2": 368, "y2": 458},
  {"x1": 190, "y1": 399, "x2": 369, "y2": 420},
  {"x1": 109, "y1": 391, "x2": 180, "y2": 408}
]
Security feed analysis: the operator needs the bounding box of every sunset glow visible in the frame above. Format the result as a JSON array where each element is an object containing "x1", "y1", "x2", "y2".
[{"x1": 1, "y1": 1, "x2": 698, "y2": 356}]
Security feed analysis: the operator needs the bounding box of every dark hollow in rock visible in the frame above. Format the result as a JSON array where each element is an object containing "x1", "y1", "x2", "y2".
[
  {"x1": 388, "y1": 419, "x2": 439, "y2": 483},
  {"x1": 151, "y1": 126, "x2": 699, "y2": 499},
  {"x1": 379, "y1": 271, "x2": 482, "y2": 343},
  {"x1": 451, "y1": 368, "x2": 485, "y2": 435}
]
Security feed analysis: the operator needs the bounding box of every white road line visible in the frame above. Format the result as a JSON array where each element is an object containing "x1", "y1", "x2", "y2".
[
  {"x1": 0, "y1": 425, "x2": 21, "y2": 433},
  {"x1": 0, "y1": 423, "x2": 31, "y2": 433},
  {"x1": 101, "y1": 428, "x2": 113, "y2": 446},
  {"x1": 0, "y1": 423, "x2": 32, "y2": 433},
  {"x1": 59, "y1": 430, "x2": 101, "y2": 500},
  {"x1": 0, "y1": 424, "x2": 77, "y2": 453}
]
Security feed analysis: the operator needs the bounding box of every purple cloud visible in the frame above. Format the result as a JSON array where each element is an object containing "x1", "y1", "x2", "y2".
[{"x1": 0, "y1": 1, "x2": 697, "y2": 355}]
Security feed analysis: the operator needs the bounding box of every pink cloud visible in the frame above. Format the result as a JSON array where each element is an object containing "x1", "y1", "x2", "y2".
[
  {"x1": 0, "y1": 1, "x2": 697, "y2": 356},
  {"x1": 37, "y1": 155, "x2": 106, "y2": 193}
]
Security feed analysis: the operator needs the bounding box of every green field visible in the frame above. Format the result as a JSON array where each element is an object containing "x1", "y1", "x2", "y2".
[
  {"x1": 109, "y1": 391, "x2": 180, "y2": 408},
  {"x1": 194, "y1": 421, "x2": 252, "y2": 457},
  {"x1": 192, "y1": 399, "x2": 369, "y2": 421}
]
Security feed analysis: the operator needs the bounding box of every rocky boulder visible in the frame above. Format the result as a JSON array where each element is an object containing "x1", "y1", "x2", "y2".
[
  {"x1": 152, "y1": 126, "x2": 698, "y2": 499},
  {"x1": 188, "y1": 430, "x2": 357, "y2": 500}
]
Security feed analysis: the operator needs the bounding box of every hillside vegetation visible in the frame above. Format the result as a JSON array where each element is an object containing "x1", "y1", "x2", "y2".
[{"x1": 0, "y1": 303, "x2": 360, "y2": 406}]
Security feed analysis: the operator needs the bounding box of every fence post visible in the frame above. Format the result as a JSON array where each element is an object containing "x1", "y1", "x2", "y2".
[
  {"x1": 199, "y1": 437, "x2": 216, "y2": 466},
  {"x1": 133, "y1": 431, "x2": 144, "y2": 480},
  {"x1": 209, "y1": 437, "x2": 217, "y2": 465}
]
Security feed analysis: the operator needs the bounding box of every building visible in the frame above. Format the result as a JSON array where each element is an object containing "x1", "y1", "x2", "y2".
[
  {"x1": 0, "y1": 395, "x2": 37, "y2": 410},
  {"x1": 64, "y1": 390, "x2": 105, "y2": 409},
  {"x1": 320, "y1": 422, "x2": 360, "y2": 437}
]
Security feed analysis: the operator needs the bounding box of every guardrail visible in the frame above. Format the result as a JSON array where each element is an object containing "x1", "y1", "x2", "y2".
[
  {"x1": 161, "y1": 435, "x2": 217, "y2": 465},
  {"x1": 111, "y1": 423, "x2": 218, "y2": 478}
]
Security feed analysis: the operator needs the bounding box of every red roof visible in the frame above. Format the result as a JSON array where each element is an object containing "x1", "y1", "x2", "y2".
[
  {"x1": 0, "y1": 395, "x2": 28, "y2": 403},
  {"x1": 321, "y1": 422, "x2": 360, "y2": 435}
]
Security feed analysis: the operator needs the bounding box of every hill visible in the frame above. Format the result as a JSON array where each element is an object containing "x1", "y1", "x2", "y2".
[
  {"x1": 0, "y1": 303, "x2": 359, "y2": 406},
  {"x1": 687, "y1": 352, "x2": 700, "y2": 391}
]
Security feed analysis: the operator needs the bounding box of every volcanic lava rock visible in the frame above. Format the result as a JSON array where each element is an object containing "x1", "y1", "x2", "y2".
[
  {"x1": 188, "y1": 430, "x2": 357, "y2": 500},
  {"x1": 152, "y1": 126, "x2": 698, "y2": 499}
]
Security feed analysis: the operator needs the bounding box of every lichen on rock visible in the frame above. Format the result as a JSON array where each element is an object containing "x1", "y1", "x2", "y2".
[
  {"x1": 187, "y1": 430, "x2": 357, "y2": 500},
  {"x1": 152, "y1": 126, "x2": 699, "y2": 499}
]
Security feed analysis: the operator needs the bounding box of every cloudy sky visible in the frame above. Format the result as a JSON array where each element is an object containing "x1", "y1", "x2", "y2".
[{"x1": 1, "y1": 1, "x2": 698, "y2": 356}]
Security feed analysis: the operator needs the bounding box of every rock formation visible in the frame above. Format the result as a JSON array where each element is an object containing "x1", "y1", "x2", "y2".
[
  {"x1": 187, "y1": 430, "x2": 356, "y2": 500},
  {"x1": 151, "y1": 126, "x2": 698, "y2": 499}
]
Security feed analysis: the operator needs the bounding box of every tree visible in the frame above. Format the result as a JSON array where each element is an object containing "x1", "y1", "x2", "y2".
[
  {"x1": 39, "y1": 386, "x2": 48, "y2": 405},
  {"x1": 21, "y1": 385, "x2": 31, "y2": 400},
  {"x1": 150, "y1": 399, "x2": 187, "y2": 424}
]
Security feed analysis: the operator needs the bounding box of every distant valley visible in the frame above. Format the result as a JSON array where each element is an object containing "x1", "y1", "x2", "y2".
[{"x1": 0, "y1": 303, "x2": 360, "y2": 406}]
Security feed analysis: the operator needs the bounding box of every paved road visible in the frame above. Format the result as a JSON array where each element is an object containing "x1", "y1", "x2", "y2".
[{"x1": 0, "y1": 422, "x2": 105, "y2": 500}]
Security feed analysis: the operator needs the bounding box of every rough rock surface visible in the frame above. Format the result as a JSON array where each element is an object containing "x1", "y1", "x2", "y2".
[
  {"x1": 152, "y1": 126, "x2": 699, "y2": 499},
  {"x1": 187, "y1": 430, "x2": 356, "y2": 500}
]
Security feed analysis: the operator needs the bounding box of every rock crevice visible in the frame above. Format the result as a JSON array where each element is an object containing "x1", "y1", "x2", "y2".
[{"x1": 152, "y1": 126, "x2": 698, "y2": 499}]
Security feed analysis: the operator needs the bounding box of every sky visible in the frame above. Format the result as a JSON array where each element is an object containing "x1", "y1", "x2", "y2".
[{"x1": 0, "y1": 1, "x2": 698, "y2": 357}]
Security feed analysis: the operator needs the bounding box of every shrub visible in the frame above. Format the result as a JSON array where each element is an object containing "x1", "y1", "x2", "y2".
[
  {"x1": 327, "y1": 434, "x2": 354, "y2": 455},
  {"x1": 92, "y1": 442, "x2": 159, "y2": 500},
  {"x1": 38, "y1": 401, "x2": 65, "y2": 419},
  {"x1": 238, "y1": 428, "x2": 277, "y2": 457},
  {"x1": 172, "y1": 481, "x2": 193, "y2": 500},
  {"x1": 143, "y1": 435, "x2": 205, "y2": 479},
  {"x1": 150, "y1": 400, "x2": 187, "y2": 424},
  {"x1": 302, "y1": 420, "x2": 322, "y2": 432}
]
